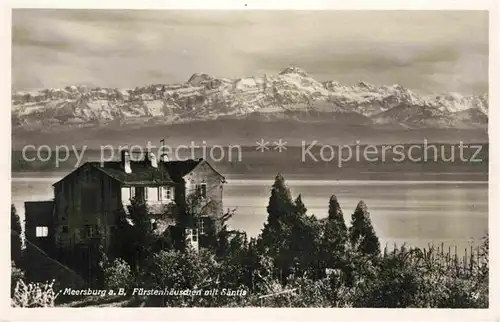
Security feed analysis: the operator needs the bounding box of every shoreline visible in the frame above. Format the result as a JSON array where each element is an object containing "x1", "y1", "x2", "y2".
[{"x1": 10, "y1": 171, "x2": 489, "y2": 182}]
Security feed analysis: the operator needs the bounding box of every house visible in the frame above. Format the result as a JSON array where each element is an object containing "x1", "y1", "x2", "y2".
[{"x1": 24, "y1": 150, "x2": 226, "y2": 259}]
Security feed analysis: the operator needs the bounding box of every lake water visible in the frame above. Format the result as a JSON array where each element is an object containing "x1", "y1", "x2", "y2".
[{"x1": 11, "y1": 176, "x2": 488, "y2": 254}]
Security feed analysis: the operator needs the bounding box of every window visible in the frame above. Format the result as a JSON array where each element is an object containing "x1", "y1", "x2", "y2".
[
  {"x1": 160, "y1": 186, "x2": 174, "y2": 201},
  {"x1": 146, "y1": 187, "x2": 159, "y2": 201},
  {"x1": 83, "y1": 224, "x2": 98, "y2": 238},
  {"x1": 199, "y1": 217, "x2": 209, "y2": 235},
  {"x1": 121, "y1": 187, "x2": 130, "y2": 201},
  {"x1": 121, "y1": 187, "x2": 136, "y2": 201},
  {"x1": 185, "y1": 228, "x2": 192, "y2": 241},
  {"x1": 196, "y1": 183, "x2": 207, "y2": 198},
  {"x1": 192, "y1": 228, "x2": 198, "y2": 242},
  {"x1": 36, "y1": 226, "x2": 48, "y2": 237}
]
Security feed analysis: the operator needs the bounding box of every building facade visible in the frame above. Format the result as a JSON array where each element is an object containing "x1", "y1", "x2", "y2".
[{"x1": 24, "y1": 151, "x2": 226, "y2": 259}]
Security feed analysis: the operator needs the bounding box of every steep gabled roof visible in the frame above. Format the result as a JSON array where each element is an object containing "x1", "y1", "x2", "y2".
[
  {"x1": 89, "y1": 161, "x2": 175, "y2": 185},
  {"x1": 163, "y1": 159, "x2": 202, "y2": 181},
  {"x1": 52, "y1": 158, "x2": 223, "y2": 186},
  {"x1": 165, "y1": 158, "x2": 225, "y2": 182}
]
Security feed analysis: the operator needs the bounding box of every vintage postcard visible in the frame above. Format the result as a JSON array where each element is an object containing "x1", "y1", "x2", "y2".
[{"x1": 3, "y1": 2, "x2": 497, "y2": 321}]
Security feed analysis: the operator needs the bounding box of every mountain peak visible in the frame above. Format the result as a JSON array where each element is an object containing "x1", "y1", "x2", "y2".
[
  {"x1": 11, "y1": 69, "x2": 488, "y2": 133},
  {"x1": 357, "y1": 81, "x2": 374, "y2": 90},
  {"x1": 187, "y1": 73, "x2": 213, "y2": 85},
  {"x1": 279, "y1": 66, "x2": 309, "y2": 77}
]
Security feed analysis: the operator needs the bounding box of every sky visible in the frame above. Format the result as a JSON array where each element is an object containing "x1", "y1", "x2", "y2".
[{"x1": 12, "y1": 10, "x2": 489, "y2": 95}]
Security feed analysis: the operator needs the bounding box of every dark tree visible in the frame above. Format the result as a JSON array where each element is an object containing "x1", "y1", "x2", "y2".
[
  {"x1": 289, "y1": 195, "x2": 322, "y2": 278},
  {"x1": 259, "y1": 174, "x2": 294, "y2": 252},
  {"x1": 215, "y1": 208, "x2": 235, "y2": 258},
  {"x1": 169, "y1": 188, "x2": 220, "y2": 252},
  {"x1": 11, "y1": 204, "x2": 22, "y2": 266},
  {"x1": 258, "y1": 174, "x2": 295, "y2": 281},
  {"x1": 130, "y1": 200, "x2": 157, "y2": 270},
  {"x1": 293, "y1": 194, "x2": 307, "y2": 218},
  {"x1": 265, "y1": 173, "x2": 294, "y2": 225},
  {"x1": 113, "y1": 199, "x2": 157, "y2": 272},
  {"x1": 88, "y1": 229, "x2": 108, "y2": 287},
  {"x1": 320, "y1": 195, "x2": 348, "y2": 271},
  {"x1": 348, "y1": 200, "x2": 381, "y2": 257}
]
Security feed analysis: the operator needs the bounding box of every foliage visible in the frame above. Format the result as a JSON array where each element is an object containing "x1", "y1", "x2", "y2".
[
  {"x1": 139, "y1": 249, "x2": 249, "y2": 307},
  {"x1": 341, "y1": 243, "x2": 489, "y2": 308},
  {"x1": 168, "y1": 188, "x2": 220, "y2": 251},
  {"x1": 113, "y1": 199, "x2": 158, "y2": 271},
  {"x1": 11, "y1": 204, "x2": 23, "y2": 265},
  {"x1": 12, "y1": 279, "x2": 58, "y2": 307},
  {"x1": 127, "y1": 199, "x2": 157, "y2": 267},
  {"x1": 258, "y1": 175, "x2": 324, "y2": 282},
  {"x1": 348, "y1": 201, "x2": 380, "y2": 257},
  {"x1": 104, "y1": 258, "x2": 133, "y2": 290},
  {"x1": 288, "y1": 197, "x2": 322, "y2": 278},
  {"x1": 319, "y1": 195, "x2": 348, "y2": 276},
  {"x1": 215, "y1": 208, "x2": 237, "y2": 257},
  {"x1": 87, "y1": 230, "x2": 108, "y2": 287},
  {"x1": 30, "y1": 173, "x2": 488, "y2": 308},
  {"x1": 11, "y1": 261, "x2": 25, "y2": 297}
]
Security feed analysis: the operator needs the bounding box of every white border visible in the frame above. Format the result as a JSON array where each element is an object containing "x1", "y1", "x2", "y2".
[
  {"x1": 1, "y1": 1, "x2": 498, "y2": 321},
  {"x1": 4, "y1": 0, "x2": 497, "y2": 10}
]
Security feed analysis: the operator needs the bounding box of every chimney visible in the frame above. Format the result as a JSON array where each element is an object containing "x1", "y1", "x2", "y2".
[
  {"x1": 149, "y1": 152, "x2": 158, "y2": 168},
  {"x1": 121, "y1": 149, "x2": 132, "y2": 174},
  {"x1": 159, "y1": 138, "x2": 169, "y2": 162}
]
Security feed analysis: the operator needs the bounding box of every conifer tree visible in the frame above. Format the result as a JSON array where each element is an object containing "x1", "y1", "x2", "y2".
[
  {"x1": 289, "y1": 194, "x2": 307, "y2": 273},
  {"x1": 293, "y1": 194, "x2": 307, "y2": 219},
  {"x1": 258, "y1": 174, "x2": 295, "y2": 281},
  {"x1": 259, "y1": 174, "x2": 294, "y2": 251},
  {"x1": 348, "y1": 200, "x2": 380, "y2": 257},
  {"x1": 321, "y1": 195, "x2": 348, "y2": 270},
  {"x1": 289, "y1": 194, "x2": 322, "y2": 277},
  {"x1": 265, "y1": 173, "x2": 294, "y2": 225}
]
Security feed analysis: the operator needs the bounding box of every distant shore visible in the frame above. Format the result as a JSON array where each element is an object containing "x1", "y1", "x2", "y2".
[{"x1": 10, "y1": 171, "x2": 488, "y2": 183}]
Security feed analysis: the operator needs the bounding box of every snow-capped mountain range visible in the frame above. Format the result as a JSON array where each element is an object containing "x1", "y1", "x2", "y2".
[{"x1": 12, "y1": 66, "x2": 488, "y2": 133}]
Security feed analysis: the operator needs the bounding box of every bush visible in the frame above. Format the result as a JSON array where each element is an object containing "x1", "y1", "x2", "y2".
[
  {"x1": 11, "y1": 261, "x2": 24, "y2": 297},
  {"x1": 11, "y1": 279, "x2": 59, "y2": 307},
  {"x1": 104, "y1": 258, "x2": 133, "y2": 290},
  {"x1": 139, "y1": 249, "x2": 221, "y2": 306},
  {"x1": 61, "y1": 174, "x2": 488, "y2": 308}
]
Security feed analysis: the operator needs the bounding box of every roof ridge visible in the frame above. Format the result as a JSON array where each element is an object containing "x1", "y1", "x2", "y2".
[{"x1": 53, "y1": 158, "x2": 222, "y2": 186}]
